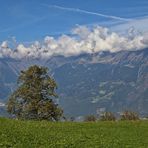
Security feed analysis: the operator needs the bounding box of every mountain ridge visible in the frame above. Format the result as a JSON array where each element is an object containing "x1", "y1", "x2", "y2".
[{"x1": 0, "y1": 48, "x2": 148, "y2": 117}]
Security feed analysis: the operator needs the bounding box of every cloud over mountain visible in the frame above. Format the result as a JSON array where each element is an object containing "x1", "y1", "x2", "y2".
[{"x1": 0, "y1": 25, "x2": 148, "y2": 59}]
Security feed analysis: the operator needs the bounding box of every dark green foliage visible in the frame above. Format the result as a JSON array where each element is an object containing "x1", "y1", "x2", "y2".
[
  {"x1": 84, "y1": 115, "x2": 97, "y2": 122},
  {"x1": 120, "y1": 111, "x2": 139, "y2": 121},
  {"x1": 7, "y1": 65, "x2": 63, "y2": 121},
  {"x1": 100, "y1": 112, "x2": 116, "y2": 121}
]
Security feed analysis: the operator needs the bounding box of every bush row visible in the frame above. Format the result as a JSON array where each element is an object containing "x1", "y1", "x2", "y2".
[{"x1": 84, "y1": 111, "x2": 140, "y2": 122}]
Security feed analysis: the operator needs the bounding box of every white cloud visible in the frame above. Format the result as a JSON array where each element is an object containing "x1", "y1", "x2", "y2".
[
  {"x1": 1, "y1": 41, "x2": 8, "y2": 48},
  {"x1": 0, "y1": 25, "x2": 148, "y2": 59}
]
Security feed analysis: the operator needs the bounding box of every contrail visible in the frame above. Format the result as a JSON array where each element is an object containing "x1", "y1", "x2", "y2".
[{"x1": 45, "y1": 5, "x2": 132, "y2": 22}]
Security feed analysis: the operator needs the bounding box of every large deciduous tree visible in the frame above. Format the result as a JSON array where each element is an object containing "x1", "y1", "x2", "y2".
[{"x1": 7, "y1": 65, "x2": 63, "y2": 121}]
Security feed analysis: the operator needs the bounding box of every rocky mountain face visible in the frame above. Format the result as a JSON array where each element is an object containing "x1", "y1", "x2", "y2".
[{"x1": 0, "y1": 48, "x2": 148, "y2": 117}]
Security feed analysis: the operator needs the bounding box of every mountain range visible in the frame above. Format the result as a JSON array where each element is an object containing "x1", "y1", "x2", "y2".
[{"x1": 0, "y1": 48, "x2": 148, "y2": 117}]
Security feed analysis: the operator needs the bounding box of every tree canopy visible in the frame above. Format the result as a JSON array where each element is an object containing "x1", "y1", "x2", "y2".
[{"x1": 7, "y1": 65, "x2": 63, "y2": 121}]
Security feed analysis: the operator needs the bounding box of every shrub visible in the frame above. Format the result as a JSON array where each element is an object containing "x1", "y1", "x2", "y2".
[
  {"x1": 84, "y1": 115, "x2": 97, "y2": 122},
  {"x1": 100, "y1": 112, "x2": 116, "y2": 121},
  {"x1": 120, "y1": 111, "x2": 139, "y2": 121}
]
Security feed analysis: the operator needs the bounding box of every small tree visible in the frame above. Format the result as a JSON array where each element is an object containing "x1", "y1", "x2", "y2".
[
  {"x1": 84, "y1": 115, "x2": 97, "y2": 122},
  {"x1": 120, "y1": 111, "x2": 139, "y2": 121},
  {"x1": 100, "y1": 112, "x2": 116, "y2": 121},
  {"x1": 7, "y1": 65, "x2": 63, "y2": 121}
]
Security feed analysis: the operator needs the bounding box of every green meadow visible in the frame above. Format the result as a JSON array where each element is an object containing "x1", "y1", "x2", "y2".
[{"x1": 0, "y1": 118, "x2": 148, "y2": 148}]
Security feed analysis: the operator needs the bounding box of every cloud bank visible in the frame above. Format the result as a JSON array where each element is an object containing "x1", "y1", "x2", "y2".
[{"x1": 0, "y1": 25, "x2": 148, "y2": 59}]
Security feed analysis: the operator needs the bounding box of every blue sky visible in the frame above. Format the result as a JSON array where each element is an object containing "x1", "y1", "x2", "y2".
[{"x1": 0, "y1": 0, "x2": 148, "y2": 42}]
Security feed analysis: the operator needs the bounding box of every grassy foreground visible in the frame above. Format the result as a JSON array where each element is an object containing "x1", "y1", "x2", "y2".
[{"x1": 0, "y1": 118, "x2": 148, "y2": 148}]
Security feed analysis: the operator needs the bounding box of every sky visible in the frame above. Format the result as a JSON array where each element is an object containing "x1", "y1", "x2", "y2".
[
  {"x1": 0, "y1": 0, "x2": 148, "y2": 58},
  {"x1": 0, "y1": 0, "x2": 148, "y2": 42}
]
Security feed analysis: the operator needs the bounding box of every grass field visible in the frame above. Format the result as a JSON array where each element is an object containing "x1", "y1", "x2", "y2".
[{"x1": 0, "y1": 118, "x2": 148, "y2": 148}]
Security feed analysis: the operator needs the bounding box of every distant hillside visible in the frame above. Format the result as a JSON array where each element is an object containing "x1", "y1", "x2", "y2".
[{"x1": 0, "y1": 48, "x2": 148, "y2": 117}]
